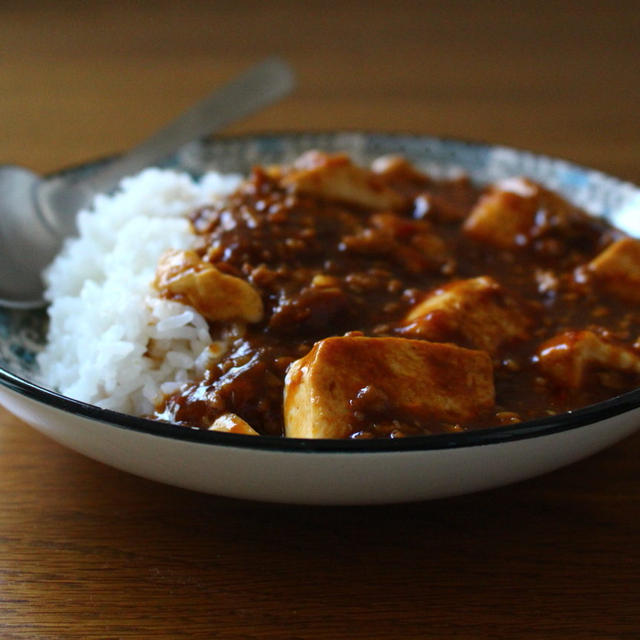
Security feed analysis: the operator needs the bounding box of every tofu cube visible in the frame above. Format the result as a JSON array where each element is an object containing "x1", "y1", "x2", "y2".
[
  {"x1": 587, "y1": 237, "x2": 640, "y2": 302},
  {"x1": 399, "y1": 276, "x2": 531, "y2": 354},
  {"x1": 280, "y1": 151, "x2": 406, "y2": 211},
  {"x1": 463, "y1": 177, "x2": 544, "y2": 248},
  {"x1": 208, "y1": 413, "x2": 258, "y2": 435},
  {"x1": 284, "y1": 336, "x2": 494, "y2": 438},
  {"x1": 154, "y1": 249, "x2": 263, "y2": 323},
  {"x1": 536, "y1": 330, "x2": 640, "y2": 388}
]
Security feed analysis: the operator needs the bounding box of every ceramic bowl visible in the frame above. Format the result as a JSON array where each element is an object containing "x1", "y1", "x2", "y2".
[{"x1": 1, "y1": 132, "x2": 640, "y2": 504}]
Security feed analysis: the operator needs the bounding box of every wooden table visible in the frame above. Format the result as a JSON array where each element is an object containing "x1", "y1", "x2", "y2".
[{"x1": 1, "y1": 2, "x2": 639, "y2": 638}]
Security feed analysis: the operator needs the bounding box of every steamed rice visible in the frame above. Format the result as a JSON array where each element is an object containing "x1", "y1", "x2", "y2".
[{"x1": 37, "y1": 168, "x2": 242, "y2": 415}]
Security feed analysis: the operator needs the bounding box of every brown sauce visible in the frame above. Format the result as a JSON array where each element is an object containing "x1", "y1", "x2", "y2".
[{"x1": 154, "y1": 155, "x2": 640, "y2": 438}]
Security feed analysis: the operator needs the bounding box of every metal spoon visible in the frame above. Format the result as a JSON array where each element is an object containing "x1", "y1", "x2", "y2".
[{"x1": 0, "y1": 57, "x2": 294, "y2": 309}]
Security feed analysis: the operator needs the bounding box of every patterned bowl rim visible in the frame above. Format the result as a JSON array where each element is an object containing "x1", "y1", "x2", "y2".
[{"x1": 1, "y1": 131, "x2": 640, "y2": 454}]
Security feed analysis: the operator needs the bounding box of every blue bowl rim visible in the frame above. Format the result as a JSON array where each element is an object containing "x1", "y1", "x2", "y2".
[{"x1": 2, "y1": 131, "x2": 640, "y2": 454}]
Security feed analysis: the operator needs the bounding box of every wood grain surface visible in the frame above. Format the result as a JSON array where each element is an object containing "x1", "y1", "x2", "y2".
[{"x1": 1, "y1": 2, "x2": 639, "y2": 638}]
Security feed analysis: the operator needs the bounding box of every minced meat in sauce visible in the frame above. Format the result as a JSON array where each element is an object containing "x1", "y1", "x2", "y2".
[{"x1": 153, "y1": 152, "x2": 640, "y2": 438}]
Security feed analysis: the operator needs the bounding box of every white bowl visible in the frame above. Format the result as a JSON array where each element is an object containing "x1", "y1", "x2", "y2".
[{"x1": 2, "y1": 132, "x2": 640, "y2": 504}]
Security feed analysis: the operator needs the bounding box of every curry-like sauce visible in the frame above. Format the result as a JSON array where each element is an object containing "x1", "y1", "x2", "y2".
[{"x1": 153, "y1": 153, "x2": 640, "y2": 438}]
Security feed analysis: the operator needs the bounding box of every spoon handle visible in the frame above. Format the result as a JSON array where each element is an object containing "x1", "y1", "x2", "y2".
[
  {"x1": 35, "y1": 57, "x2": 294, "y2": 235},
  {"x1": 81, "y1": 57, "x2": 294, "y2": 194}
]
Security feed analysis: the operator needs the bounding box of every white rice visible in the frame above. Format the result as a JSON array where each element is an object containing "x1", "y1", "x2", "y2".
[{"x1": 37, "y1": 168, "x2": 242, "y2": 415}]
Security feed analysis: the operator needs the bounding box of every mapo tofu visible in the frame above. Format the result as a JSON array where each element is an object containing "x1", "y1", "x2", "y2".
[{"x1": 153, "y1": 152, "x2": 640, "y2": 438}]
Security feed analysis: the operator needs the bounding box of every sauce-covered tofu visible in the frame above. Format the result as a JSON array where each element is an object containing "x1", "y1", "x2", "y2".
[
  {"x1": 154, "y1": 249, "x2": 263, "y2": 323},
  {"x1": 399, "y1": 276, "x2": 532, "y2": 354},
  {"x1": 463, "y1": 176, "x2": 588, "y2": 253},
  {"x1": 585, "y1": 238, "x2": 640, "y2": 302},
  {"x1": 283, "y1": 336, "x2": 495, "y2": 438},
  {"x1": 536, "y1": 330, "x2": 640, "y2": 388},
  {"x1": 280, "y1": 151, "x2": 406, "y2": 211},
  {"x1": 208, "y1": 413, "x2": 258, "y2": 435},
  {"x1": 463, "y1": 177, "x2": 541, "y2": 248}
]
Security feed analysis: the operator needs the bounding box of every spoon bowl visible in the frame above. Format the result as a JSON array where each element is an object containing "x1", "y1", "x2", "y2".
[{"x1": 0, "y1": 166, "x2": 58, "y2": 308}]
